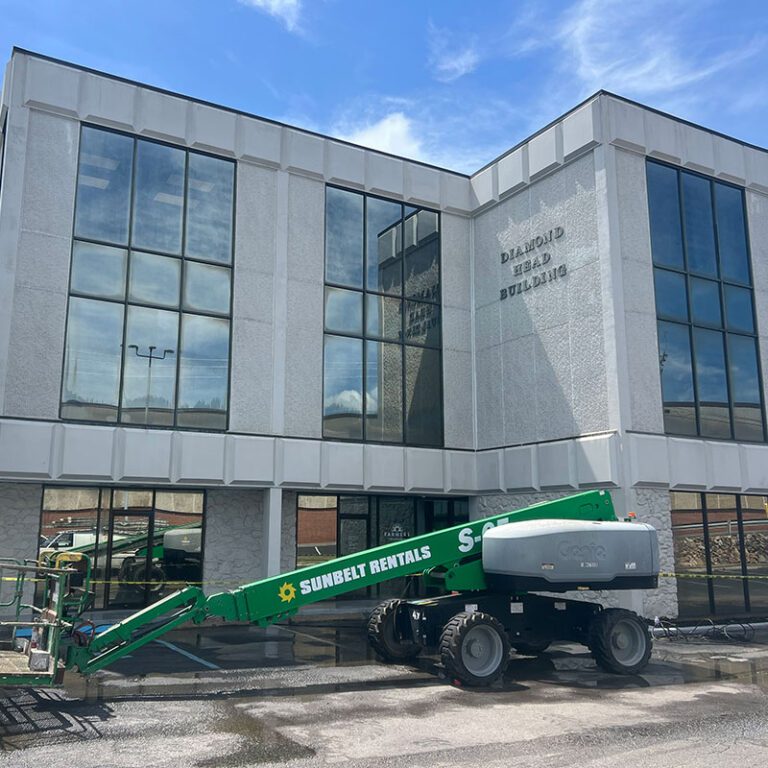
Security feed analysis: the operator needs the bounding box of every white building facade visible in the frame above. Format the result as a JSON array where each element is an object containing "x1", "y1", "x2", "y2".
[{"x1": 2, "y1": 49, "x2": 768, "y2": 620}]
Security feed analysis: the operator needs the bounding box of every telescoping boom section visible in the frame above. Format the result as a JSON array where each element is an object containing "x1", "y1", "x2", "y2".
[{"x1": 1, "y1": 490, "x2": 618, "y2": 685}]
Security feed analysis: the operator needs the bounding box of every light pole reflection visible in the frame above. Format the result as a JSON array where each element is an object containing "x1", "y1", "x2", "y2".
[{"x1": 128, "y1": 344, "x2": 175, "y2": 424}]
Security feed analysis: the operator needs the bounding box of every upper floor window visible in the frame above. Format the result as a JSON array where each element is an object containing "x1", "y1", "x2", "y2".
[
  {"x1": 648, "y1": 159, "x2": 765, "y2": 442},
  {"x1": 323, "y1": 187, "x2": 443, "y2": 446},
  {"x1": 61, "y1": 126, "x2": 235, "y2": 430}
]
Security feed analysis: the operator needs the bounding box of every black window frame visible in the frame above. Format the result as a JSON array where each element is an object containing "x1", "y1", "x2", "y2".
[
  {"x1": 671, "y1": 491, "x2": 768, "y2": 619},
  {"x1": 39, "y1": 484, "x2": 207, "y2": 611},
  {"x1": 322, "y1": 184, "x2": 444, "y2": 448},
  {"x1": 59, "y1": 123, "x2": 237, "y2": 432},
  {"x1": 648, "y1": 158, "x2": 767, "y2": 443}
]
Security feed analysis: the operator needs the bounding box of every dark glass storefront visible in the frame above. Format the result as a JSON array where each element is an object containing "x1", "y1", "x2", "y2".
[
  {"x1": 296, "y1": 494, "x2": 468, "y2": 598},
  {"x1": 39, "y1": 486, "x2": 205, "y2": 609},
  {"x1": 671, "y1": 491, "x2": 768, "y2": 619}
]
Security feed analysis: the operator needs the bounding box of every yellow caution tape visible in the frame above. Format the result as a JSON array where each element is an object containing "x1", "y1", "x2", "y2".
[
  {"x1": 660, "y1": 571, "x2": 768, "y2": 580},
  {"x1": 5, "y1": 572, "x2": 768, "y2": 587}
]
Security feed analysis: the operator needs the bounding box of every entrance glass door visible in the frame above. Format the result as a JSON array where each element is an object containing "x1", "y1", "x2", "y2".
[
  {"x1": 106, "y1": 491, "x2": 158, "y2": 608},
  {"x1": 376, "y1": 497, "x2": 416, "y2": 598}
]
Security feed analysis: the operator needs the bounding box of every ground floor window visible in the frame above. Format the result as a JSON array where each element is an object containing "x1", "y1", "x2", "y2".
[
  {"x1": 296, "y1": 494, "x2": 468, "y2": 599},
  {"x1": 671, "y1": 491, "x2": 768, "y2": 619},
  {"x1": 40, "y1": 486, "x2": 205, "y2": 610}
]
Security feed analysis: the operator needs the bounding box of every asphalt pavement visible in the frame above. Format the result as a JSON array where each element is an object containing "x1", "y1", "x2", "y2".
[{"x1": 1, "y1": 618, "x2": 768, "y2": 767}]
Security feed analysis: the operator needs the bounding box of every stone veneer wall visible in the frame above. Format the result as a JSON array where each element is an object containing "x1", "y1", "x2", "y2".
[
  {"x1": 202, "y1": 488, "x2": 264, "y2": 595},
  {"x1": 0, "y1": 482, "x2": 42, "y2": 614},
  {"x1": 473, "y1": 489, "x2": 677, "y2": 619},
  {"x1": 629, "y1": 488, "x2": 677, "y2": 619},
  {"x1": 281, "y1": 491, "x2": 297, "y2": 574}
]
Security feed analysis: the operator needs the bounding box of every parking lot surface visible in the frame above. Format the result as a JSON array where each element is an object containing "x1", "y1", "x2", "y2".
[{"x1": 2, "y1": 621, "x2": 768, "y2": 767}]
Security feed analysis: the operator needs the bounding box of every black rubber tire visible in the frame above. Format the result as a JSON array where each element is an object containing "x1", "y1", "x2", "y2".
[
  {"x1": 440, "y1": 611, "x2": 511, "y2": 686},
  {"x1": 588, "y1": 608, "x2": 652, "y2": 675},
  {"x1": 367, "y1": 599, "x2": 421, "y2": 662},
  {"x1": 512, "y1": 639, "x2": 551, "y2": 655}
]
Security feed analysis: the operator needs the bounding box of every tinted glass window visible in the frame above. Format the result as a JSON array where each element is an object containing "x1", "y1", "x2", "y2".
[
  {"x1": 689, "y1": 278, "x2": 721, "y2": 327},
  {"x1": 75, "y1": 127, "x2": 133, "y2": 245},
  {"x1": 405, "y1": 345, "x2": 442, "y2": 446},
  {"x1": 658, "y1": 321, "x2": 694, "y2": 403},
  {"x1": 129, "y1": 251, "x2": 181, "y2": 308},
  {"x1": 647, "y1": 160, "x2": 764, "y2": 442},
  {"x1": 62, "y1": 298, "x2": 124, "y2": 422},
  {"x1": 724, "y1": 285, "x2": 754, "y2": 334},
  {"x1": 184, "y1": 262, "x2": 231, "y2": 315},
  {"x1": 681, "y1": 172, "x2": 717, "y2": 277},
  {"x1": 325, "y1": 287, "x2": 363, "y2": 335},
  {"x1": 404, "y1": 210, "x2": 440, "y2": 302},
  {"x1": 70, "y1": 242, "x2": 127, "y2": 300},
  {"x1": 366, "y1": 197, "x2": 402, "y2": 295},
  {"x1": 132, "y1": 141, "x2": 185, "y2": 255},
  {"x1": 366, "y1": 295, "x2": 402, "y2": 341},
  {"x1": 647, "y1": 161, "x2": 684, "y2": 268},
  {"x1": 323, "y1": 335, "x2": 363, "y2": 439},
  {"x1": 728, "y1": 335, "x2": 761, "y2": 404},
  {"x1": 185, "y1": 153, "x2": 235, "y2": 264},
  {"x1": 121, "y1": 306, "x2": 178, "y2": 426},
  {"x1": 324, "y1": 188, "x2": 442, "y2": 445},
  {"x1": 326, "y1": 187, "x2": 363, "y2": 288},
  {"x1": 177, "y1": 314, "x2": 230, "y2": 429},
  {"x1": 654, "y1": 268, "x2": 687, "y2": 321},
  {"x1": 66, "y1": 127, "x2": 234, "y2": 430},
  {"x1": 366, "y1": 341, "x2": 403, "y2": 442},
  {"x1": 715, "y1": 182, "x2": 750, "y2": 284}
]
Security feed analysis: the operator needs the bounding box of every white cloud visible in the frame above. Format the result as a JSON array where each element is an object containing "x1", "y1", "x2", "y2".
[
  {"x1": 324, "y1": 390, "x2": 363, "y2": 415},
  {"x1": 337, "y1": 112, "x2": 424, "y2": 160},
  {"x1": 238, "y1": 0, "x2": 302, "y2": 33},
  {"x1": 557, "y1": 0, "x2": 765, "y2": 98},
  {"x1": 428, "y1": 21, "x2": 480, "y2": 82}
]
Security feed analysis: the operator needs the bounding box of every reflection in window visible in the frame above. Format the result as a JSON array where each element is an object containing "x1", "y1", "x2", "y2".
[
  {"x1": 177, "y1": 314, "x2": 230, "y2": 429},
  {"x1": 132, "y1": 141, "x2": 185, "y2": 255},
  {"x1": 40, "y1": 487, "x2": 206, "y2": 611},
  {"x1": 648, "y1": 160, "x2": 765, "y2": 441},
  {"x1": 326, "y1": 187, "x2": 364, "y2": 288},
  {"x1": 671, "y1": 491, "x2": 768, "y2": 618},
  {"x1": 129, "y1": 251, "x2": 181, "y2": 308},
  {"x1": 323, "y1": 187, "x2": 442, "y2": 446},
  {"x1": 366, "y1": 341, "x2": 403, "y2": 442},
  {"x1": 122, "y1": 306, "x2": 178, "y2": 426},
  {"x1": 70, "y1": 242, "x2": 127, "y2": 300},
  {"x1": 657, "y1": 320, "x2": 696, "y2": 436},
  {"x1": 323, "y1": 335, "x2": 363, "y2": 440},
  {"x1": 75, "y1": 127, "x2": 133, "y2": 245},
  {"x1": 184, "y1": 262, "x2": 231, "y2": 315},
  {"x1": 63, "y1": 125, "x2": 235, "y2": 429},
  {"x1": 186, "y1": 153, "x2": 235, "y2": 264},
  {"x1": 62, "y1": 298, "x2": 124, "y2": 422}
]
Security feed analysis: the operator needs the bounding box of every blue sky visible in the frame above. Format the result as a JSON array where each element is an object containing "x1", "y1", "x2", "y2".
[{"x1": 1, "y1": 0, "x2": 767, "y2": 173}]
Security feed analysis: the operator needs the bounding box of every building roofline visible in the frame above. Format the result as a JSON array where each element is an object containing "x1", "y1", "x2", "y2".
[
  {"x1": 10, "y1": 46, "x2": 471, "y2": 179},
  {"x1": 10, "y1": 48, "x2": 768, "y2": 182},
  {"x1": 474, "y1": 89, "x2": 768, "y2": 178}
]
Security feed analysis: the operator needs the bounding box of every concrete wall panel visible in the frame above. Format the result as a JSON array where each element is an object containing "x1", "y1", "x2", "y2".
[{"x1": 203, "y1": 488, "x2": 264, "y2": 594}]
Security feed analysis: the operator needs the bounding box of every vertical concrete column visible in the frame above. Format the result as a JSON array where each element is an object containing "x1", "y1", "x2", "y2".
[
  {"x1": 468, "y1": 496, "x2": 483, "y2": 521},
  {"x1": 264, "y1": 487, "x2": 283, "y2": 577}
]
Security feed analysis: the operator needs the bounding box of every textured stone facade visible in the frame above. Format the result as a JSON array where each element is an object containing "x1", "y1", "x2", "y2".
[
  {"x1": 202, "y1": 488, "x2": 264, "y2": 594},
  {"x1": 628, "y1": 488, "x2": 677, "y2": 619},
  {"x1": 281, "y1": 491, "x2": 297, "y2": 573},
  {"x1": 0, "y1": 482, "x2": 42, "y2": 613},
  {"x1": 474, "y1": 489, "x2": 678, "y2": 619}
]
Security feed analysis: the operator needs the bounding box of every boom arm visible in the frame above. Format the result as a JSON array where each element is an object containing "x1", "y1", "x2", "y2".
[{"x1": 66, "y1": 490, "x2": 617, "y2": 675}]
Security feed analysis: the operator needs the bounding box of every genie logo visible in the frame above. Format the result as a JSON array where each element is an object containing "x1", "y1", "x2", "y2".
[{"x1": 558, "y1": 540, "x2": 607, "y2": 562}]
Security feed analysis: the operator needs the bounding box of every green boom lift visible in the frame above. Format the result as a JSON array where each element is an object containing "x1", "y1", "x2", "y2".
[{"x1": 0, "y1": 490, "x2": 659, "y2": 688}]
